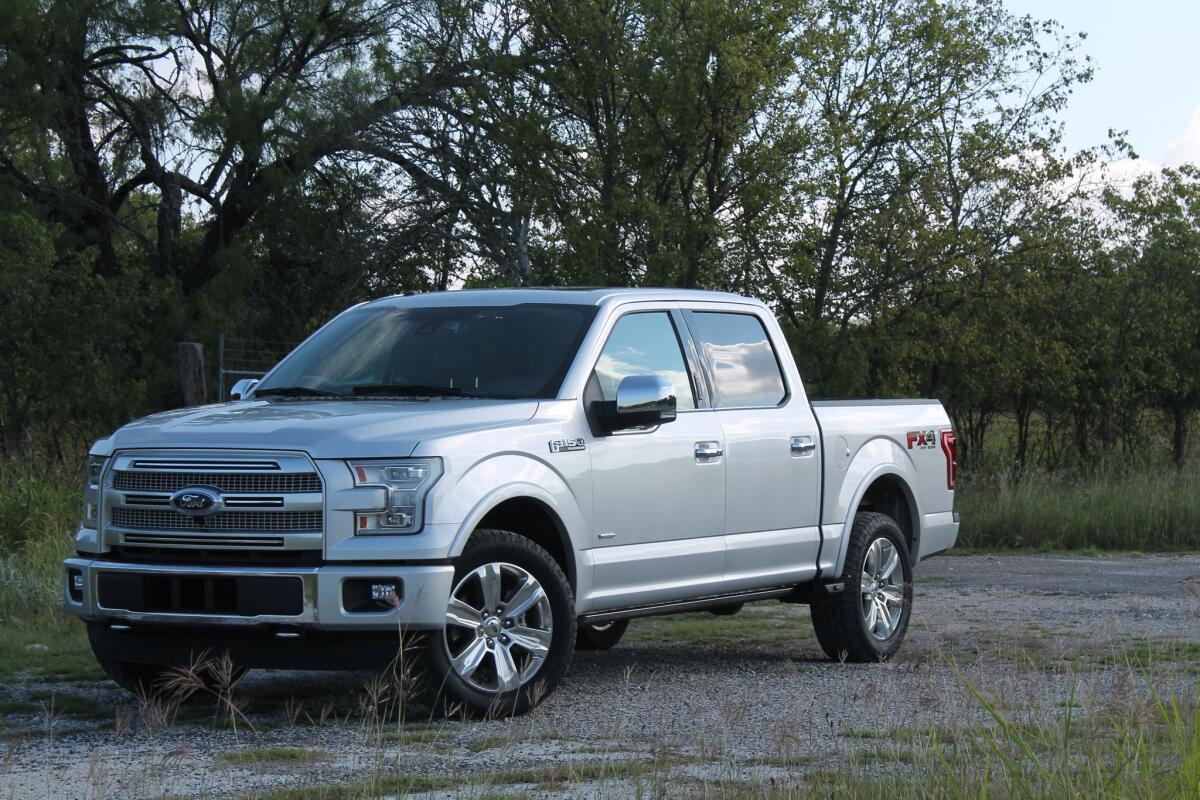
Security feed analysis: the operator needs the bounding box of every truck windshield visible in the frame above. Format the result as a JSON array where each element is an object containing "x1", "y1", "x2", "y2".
[{"x1": 256, "y1": 303, "x2": 597, "y2": 400}]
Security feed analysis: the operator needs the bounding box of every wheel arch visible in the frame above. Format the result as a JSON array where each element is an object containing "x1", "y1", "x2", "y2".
[
  {"x1": 450, "y1": 483, "x2": 581, "y2": 594},
  {"x1": 472, "y1": 495, "x2": 576, "y2": 591},
  {"x1": 831, "y1": 440, "x2": 923, "y2": 576}
]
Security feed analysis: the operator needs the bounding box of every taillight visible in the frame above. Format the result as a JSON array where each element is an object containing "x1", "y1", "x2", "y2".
[{"x1": 940, "y1": 430, "x2": 957, "y2": 490}]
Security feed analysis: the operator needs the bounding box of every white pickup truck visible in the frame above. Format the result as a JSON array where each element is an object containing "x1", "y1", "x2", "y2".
[{"x1": 65, "y1": 289, "x2": 958, "y2": 715}]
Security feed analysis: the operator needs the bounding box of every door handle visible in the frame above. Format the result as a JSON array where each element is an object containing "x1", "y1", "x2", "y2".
[
  {"x1": 695, "y1": 441, "x2": 724, "y2": 461},
  {"x1": 791, "y1": 436, "x2": 817, "y2": 456}
]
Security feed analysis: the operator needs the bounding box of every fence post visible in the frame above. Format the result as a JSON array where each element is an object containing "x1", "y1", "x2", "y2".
[{"x1": 178, "y1": 342, "x2": 207, "y2": 407}]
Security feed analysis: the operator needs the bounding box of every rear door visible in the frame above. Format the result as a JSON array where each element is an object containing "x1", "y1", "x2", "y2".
[
  {"x1": 586, "y1": 307, "x2": 727, "y2": 608},
  {"x1": 682, "y1": 307, "x2": 822, "y2": 589}
]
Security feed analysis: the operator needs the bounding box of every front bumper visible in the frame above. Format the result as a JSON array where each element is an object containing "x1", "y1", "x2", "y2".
[{"x1": 63, "y1": 557, "x2": 454, "y2": 631}]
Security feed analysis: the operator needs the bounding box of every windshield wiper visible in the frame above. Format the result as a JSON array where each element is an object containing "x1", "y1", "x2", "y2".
[
  {"x1": 254, "y1": 386, "x2": 340, "y2": 399},
  {"x1": 351, "y1": 384, "x2": 466, "y2": 398}
]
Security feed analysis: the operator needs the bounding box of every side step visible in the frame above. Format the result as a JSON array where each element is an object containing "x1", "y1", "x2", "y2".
[{"x1": 578, "y1": 586, "x2": 799, "y2": 625}]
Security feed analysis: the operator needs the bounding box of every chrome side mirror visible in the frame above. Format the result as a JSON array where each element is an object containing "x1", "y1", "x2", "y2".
[
  {"x1": 608, "y1": 375, "x2": 677, "y2": 430},
  {"x1": 229, "y1": 378, "x2": 260, "y2": 401}
]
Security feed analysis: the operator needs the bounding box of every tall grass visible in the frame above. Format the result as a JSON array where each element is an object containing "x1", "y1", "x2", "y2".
[
  {"x1": 750, "y1": 679, "x2": 1200, "y2": 800},
  {"x1": 0, "y1": 457, "x2": 80, "y2": 623},
  {"x1": 956, "y1": 465, "x2": 1200, "y2": 551}
]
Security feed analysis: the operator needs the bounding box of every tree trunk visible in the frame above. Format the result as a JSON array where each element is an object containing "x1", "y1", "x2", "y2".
[
  {"x1": 178, "y1": 342, "x2": 207, "y2": 406},
  {"x1": 1172, "y1": 407, "x2": 1190, "y2": 469}
]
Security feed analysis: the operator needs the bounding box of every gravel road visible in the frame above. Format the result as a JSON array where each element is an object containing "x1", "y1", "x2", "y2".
[{"x1": 1, "y1": 553, "x2": 1198, "y2": 799}]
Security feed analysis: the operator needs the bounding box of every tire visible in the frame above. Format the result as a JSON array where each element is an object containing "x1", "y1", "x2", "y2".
[
  {"x1": 423, "y1": 529, "x2": 576, "y2": 717},
  {"x1": 87, "y1": 623, "x2": 247, "y2": 698},
  {"x1": 810, "y1": 512, "x2": 913, "y2": 662},
  {"x1": 576, "y1": 619, "x2": 629, "y2": 650}
]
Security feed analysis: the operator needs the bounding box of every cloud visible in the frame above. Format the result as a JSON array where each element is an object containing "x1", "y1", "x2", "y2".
[{"x1": 1166, "y1": 106, "x2": 1200, "y2": 166}]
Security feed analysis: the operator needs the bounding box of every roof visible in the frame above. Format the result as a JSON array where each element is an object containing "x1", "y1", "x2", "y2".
[{"x1": 366, "y1": 287, "x2": 761, "y2": 309}]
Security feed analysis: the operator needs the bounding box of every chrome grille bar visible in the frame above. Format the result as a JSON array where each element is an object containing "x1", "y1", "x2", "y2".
[
  {"x1": 129, "y1": 459, "x2": 282, "y2": 471},
  {"x1": 113, "y1": 471, "x2": 321, "y2": 494},
  {"x1": 112, "y1": 508, "x2": 321, "y2": 532}
]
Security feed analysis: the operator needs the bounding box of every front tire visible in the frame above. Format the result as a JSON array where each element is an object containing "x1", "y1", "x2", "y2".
[
  {"x1": 424, "y1": 529, "x2": 575, "y2": 717},
  {"x1": 810, "y1": 512, "x2": 913, "y2": 662}
]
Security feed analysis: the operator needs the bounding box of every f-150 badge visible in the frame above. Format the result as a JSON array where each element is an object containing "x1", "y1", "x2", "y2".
[{"x1": 549, "y1": 438, "x2": 587, "y2": 453}]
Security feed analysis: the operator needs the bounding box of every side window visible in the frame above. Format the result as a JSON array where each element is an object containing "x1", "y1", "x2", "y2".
[
  {"x1": 689, "y1": 312, "x2": 787, "y2": 408},
  {"x1": 594, "y1": 312, "x2": 696, "y2": 410}
]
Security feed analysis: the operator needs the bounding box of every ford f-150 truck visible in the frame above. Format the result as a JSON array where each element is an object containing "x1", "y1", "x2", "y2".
[{"x1": 65, "y1": 288, "x2": 958, "y2": 715}]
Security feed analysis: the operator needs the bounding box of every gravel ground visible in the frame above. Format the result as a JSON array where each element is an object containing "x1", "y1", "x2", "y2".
[{"x1": 1, "y1": 553, "x2": 1198, "y2": 799}]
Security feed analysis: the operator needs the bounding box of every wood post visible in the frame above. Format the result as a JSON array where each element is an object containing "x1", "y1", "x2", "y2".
[{"x1": 178, "y1": 342, "x2": 207, "y2": 406}]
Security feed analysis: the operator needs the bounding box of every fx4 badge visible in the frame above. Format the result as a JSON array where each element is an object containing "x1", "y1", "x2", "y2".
[
  {"x1": 906, "y1": 430, "x2": 937, "y2": 450},
  {"x1": 548, "y1": 438, "x2": 587, "y2": 453}
]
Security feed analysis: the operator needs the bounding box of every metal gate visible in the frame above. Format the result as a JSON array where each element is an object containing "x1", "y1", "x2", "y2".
[{"x1": 216, "y1": 335, "x2": 297, "y2": 400}]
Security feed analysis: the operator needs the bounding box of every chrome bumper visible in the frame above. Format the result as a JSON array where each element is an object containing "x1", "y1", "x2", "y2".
[{"x1": 63, "y1": 558, "x2": 454, "y2": 630}]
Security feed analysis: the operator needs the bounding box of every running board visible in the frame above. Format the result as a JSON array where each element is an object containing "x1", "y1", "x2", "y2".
[{"x1": 579, "y1": 586, "x2": 799, "y2": 625}]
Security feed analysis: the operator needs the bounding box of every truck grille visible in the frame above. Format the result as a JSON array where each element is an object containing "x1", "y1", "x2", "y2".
[
  {"x1": 103, "y1": 451, "x2": 324, "y2": 562},
  {"x1": 112, "y1": 508, "x2": 322, "y2": 532},
  {"x1": 113, "y1": 471, "x2": 321, "y2": 494}
]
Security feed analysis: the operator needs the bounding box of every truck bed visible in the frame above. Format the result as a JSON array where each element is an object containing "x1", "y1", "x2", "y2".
[{"x1": 811, "y1": 398, "x2": 957, "y2": 564}]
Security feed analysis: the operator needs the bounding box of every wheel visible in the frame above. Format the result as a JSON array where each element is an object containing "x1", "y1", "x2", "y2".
[
  {"x1": 709, "y1": 602, "x2": 744, "y2": 617},
  {"x1": 810, "y1": 512, "x2": 913, "y2": 662},
  {"x1": 87, "y1": 623, "x2": 247, "y2": 698},
  {"x1": 424, "y1": 529, "x2": 575, "y2": 717},
  {"x1": 576, "y1": 619, "x2": 629, "y2": 650}
]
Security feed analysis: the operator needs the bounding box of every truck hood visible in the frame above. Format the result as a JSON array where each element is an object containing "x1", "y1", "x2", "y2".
[{"x1": 99, "y1": 398, "x2": 540, "y2": 459}]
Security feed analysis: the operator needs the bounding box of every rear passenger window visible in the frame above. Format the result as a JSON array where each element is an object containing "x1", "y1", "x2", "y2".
[
  {"x1": 594, "y1": 312, "x2": 696, "y2": 410},
  {"x1": 689, "y1": 312, "x2": 786, "y2": 408}
]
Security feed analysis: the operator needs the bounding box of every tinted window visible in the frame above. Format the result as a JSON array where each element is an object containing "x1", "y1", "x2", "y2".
[
  {"x1": 594, "y1": 312, "x2": 695, "y2": 410},
  {"x1": 690, "y1": 312, "x2": 786, "y2": 408},
  {"x1": 257, "y1": 304, "x2": 595, "y2": 399}
]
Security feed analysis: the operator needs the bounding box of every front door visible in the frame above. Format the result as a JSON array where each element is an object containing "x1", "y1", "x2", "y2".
[{"x1": 586, "y1": 309, "x2": 727, "y2": 609}]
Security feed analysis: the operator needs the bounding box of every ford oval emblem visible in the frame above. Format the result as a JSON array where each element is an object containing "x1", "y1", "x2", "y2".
[{"x1": 169, "y1": 487, "x2": 223, "y2": 516}]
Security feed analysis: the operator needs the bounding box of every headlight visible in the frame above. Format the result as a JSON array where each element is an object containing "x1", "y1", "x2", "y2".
[
  {"x1": 83, "y1": 455, "x2": 106, "y2": 529},
  {"x1": 347, "y1": 459, "x2": 442, "y2": 535}
]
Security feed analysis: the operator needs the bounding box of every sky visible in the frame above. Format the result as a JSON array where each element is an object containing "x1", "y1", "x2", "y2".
[{"x1": 1002, "y1": 0, "x2": 1200, "y2": 169}]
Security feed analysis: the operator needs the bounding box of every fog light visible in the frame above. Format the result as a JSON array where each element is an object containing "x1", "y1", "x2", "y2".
[
  {"x1": 68, "y1": 570, "x2": 84, "y2": 602},
  {"x1": 342, "y1": 579, "x2": 403, "y2": 612},
  {"x1": 370, "y1": 583, "x2": 398, "y2": 602}
]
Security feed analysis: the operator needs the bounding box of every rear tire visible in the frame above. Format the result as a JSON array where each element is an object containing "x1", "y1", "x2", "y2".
[
  {"x1": 576, "y1": 619, "x2": 629, "y2": 650},
  {"x1": 423, "y1": 529, "x2": 575, "y2": 717},
  {"x1": 810, "y1": 512, "x2": 913, "y2": 662}
]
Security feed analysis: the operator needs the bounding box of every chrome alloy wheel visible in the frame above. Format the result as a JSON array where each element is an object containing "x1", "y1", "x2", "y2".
[
  {"x1": 860, "y1": 538, "x2": 904, "y2": 641},
  {"x1": 443, "y1": 562, "x2": 553, "y2": 693}
]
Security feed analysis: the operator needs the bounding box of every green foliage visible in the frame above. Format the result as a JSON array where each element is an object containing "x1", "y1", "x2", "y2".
[
  {"x1": 0, "y1": 0, "x2": 1196, "y2": 477},
  {"x1": 957, "y1": 464, "x2": 1200, "y2": 551}
]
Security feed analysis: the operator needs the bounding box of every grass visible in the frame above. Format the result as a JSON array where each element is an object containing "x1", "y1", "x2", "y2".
[
  {"x1": 956, "y1": 465, "x2": 1200, "y2": 550},
  {"x1": 624, "y1": 601, "x2": 810, "y2": 647},
  {"x1": 27, "y1": 689, "x2": 110, "y2": 719},
  {"x1": 377, "y1": 725, "x2": 453, "y2": 746},
  {"x1": 802, "y1": 683, "x2": 1200, "y2": 799},
  {"x1": 222, "y1": 747, "x2": 326, "y2": 765},
  {"x1": 245, "y1": 758, "x2": 677, "y2": 799},
  {"x1": 232, "y1": 678, "x2": 1200, "y2": 799},
  {"x1": 0, "y1": 457, "x2": 81, "y2": 624},
  {"x1": 0, "y1": 623, "x2": 103, "y2": 682},
  {"x1": 1097, "y1": 640, "x2": 1200, "y2": 674}
]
